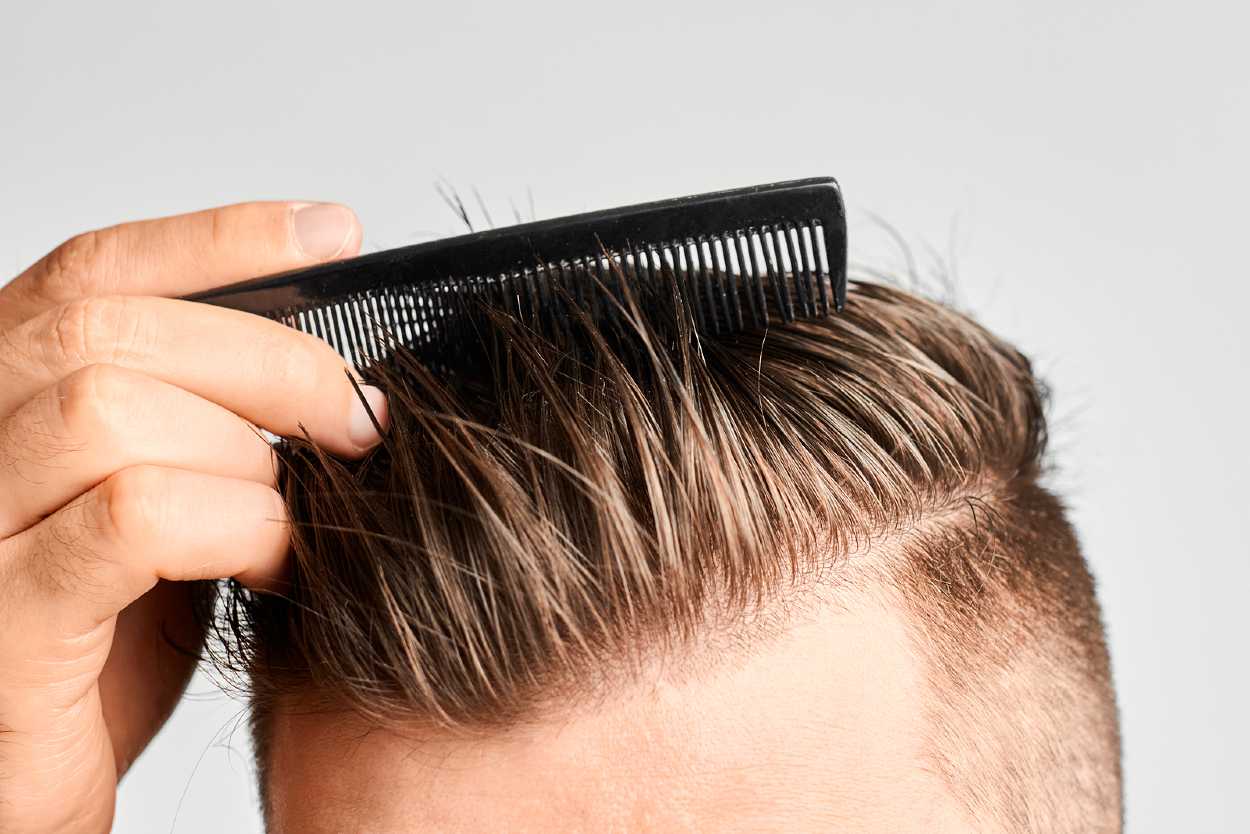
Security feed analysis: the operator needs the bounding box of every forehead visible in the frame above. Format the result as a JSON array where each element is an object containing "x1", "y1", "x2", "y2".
[{"x1": 260, "y1": 590, "x2": 959, "y2": 832}]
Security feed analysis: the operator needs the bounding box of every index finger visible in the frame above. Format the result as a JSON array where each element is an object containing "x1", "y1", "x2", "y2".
[{"x1": 0, "y1": 201, "x2": 362, "y2": 331}]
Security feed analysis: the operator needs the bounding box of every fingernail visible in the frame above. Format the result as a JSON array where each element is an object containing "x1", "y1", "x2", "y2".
[
  {"x1": 293, "y1": 203, "x2": 356, "y2": 259},
  {"x1": 348, "y1": 385, "x2": 389, "y2": 449}
]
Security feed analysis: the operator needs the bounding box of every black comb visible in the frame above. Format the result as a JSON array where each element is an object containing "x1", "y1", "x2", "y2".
[{"x1": 185, "y1": 177, "x2": 847, "y2": 369}]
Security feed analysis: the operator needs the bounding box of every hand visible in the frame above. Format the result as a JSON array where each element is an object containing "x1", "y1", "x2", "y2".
[{"x1": 0, "y1": 202, "x2": 386, "y2": 833}]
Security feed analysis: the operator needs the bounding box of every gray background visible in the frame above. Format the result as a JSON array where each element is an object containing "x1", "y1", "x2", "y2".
[{"x1": 2, "y1": 1, "x2": 1246, "y2": 831}]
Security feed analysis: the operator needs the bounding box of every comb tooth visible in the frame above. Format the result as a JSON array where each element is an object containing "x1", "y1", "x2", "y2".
[
  {"x1": 322, "y1": 303, "x2": 342, "y2": 359},
  {"x1": 515, "y1": 267, "x2": 528, "y2": 319},
  {"x1": 588, "y1": 257, "x2": 602, "y2": 323},
  {"x1": 493, "y1": 269, "x2": 511, "y2": 319},
  {"x1": 385, "y1": 288, "x2": 399, "y2": 352},
  {"x1": 518, "y1": 267, "x2": 535, "y2": 325},
  {"x1": 761, "y1": 225, "x2": 793, "y2": 323},
  {"x1": 584, "y1": 257, "x2": 599, "y2": 312},
  {"x1": 708, "y1": 236, "x2": 738, "y2": 333},
  {"x1": 621, "y1": 248, "x2": 638, "y2": 318},
  {"x1": 430, "y1": 285, "x2": 446, "y2": 346},
  {"x1": 572, "y1": 259, "x2": 590, "y2": 322},
  {"x1": 436, "y1": 283, "x2": 452, "y2": 354},
  {"x1": 293, "y1": 308, "x2": 307, "y2": 342},
  {"x1": 384, "y1": 290, "x2": 400, "y2": 350},
  {"x1": 774, "y1": 225, "x2": 800, "y2": 320},
  {"x1": 533, "y1": 262, "x2": 546, "y2": 324},
  {"x1": 645, "y1": 246, "x2": 660, "y2": 310},
  {"x1": 392, "y1": 288, "x2": 412, "y2": 350},
  {"x1": 505, "y1": 269, "x2": 519, "y2": 323},
  {"x1": 373, "y1": 290, "x2": 390, "y2": 354},
  {"x1": 560, "y1": 261, "x2": 572, "y2": 322},
  {"x1": 705, "y1": 236, "x2": 725, "y2": 335},
  {"x1": 419, "y1": 289, "x2": 434, "y2": 356},
  {"x1": 752, "y1": 230, "x2": 771, "y2": 325},
  {"x1": 532, "y1": 264, "x2": 546, "y2": 325},
  {"x1": 660, "y1": 243, "x2": 676, "y2": 291},
  {"x1": 554, "y1": 259, "x2": 574, "y2": 342},
  {"x1": 355, "y1": 294, "x2": 375, "y2": 365},
  {"x1": 554, "y1": 259, "x2": 567, "y2": 318},
  {"x1": 421, "y1": 285, "x2": 438, "y2": 348},
  {"x1": 356, "y1": 292, "x2": 371, "y2": 361},
  {"x1": 378, "y1": 289, "x2": 397, "y2": 356},
  {"x1": 541, "y1": 261, "x2": 556, "y2": 325},
  {"x1": 621, "y1": 249, "x2": 635, "y2": 307},
  {"x1": 799, "y1": 224, "x2": 826, "y2": 317},
  {"x1": 435, "y1": 283, "x2": 451, "y2": 357},
  {"x1": 346, "y1": 294, "x2": 364, "y2": 365},
  {"x1": 716, "y1": 237, "x2": 737, "y2": 333},
  {"x1": 464, "y1": 276, "x2": 478, "y2": 337},
  {"x1": 329, "y1": 301, "x2": 350, "y2": 365},
  {"x1": 623, "y1": 249, "x2": 640, "y2": 321},
  {"x1": 505, "y1": 272, "x2": 520, "y2": 327},
  {"x1": 696, "y1": 237, "x2": 716, "y2": 335},
  {"x1": 649, "y1": 245, "x2": 662, "y2": 304},
  {"x1": 380, "y1": 291, "x2": 393, "y2": 358},
  {"x1": 341, "y1": 296, "x2": 362, "y2": 367},
  {"x1": 722, "y1": 234, "x2": 745, "y2": 329},
  {"x1": 786, "y1": 224, "x2": 813, "y2": 319},
  {"x1": 783, "y1": 225, "x2": 807, "y2": 318},
  {"x1": 747, "y1": 229, "x2": 767, "y2": 327},
  {"x1": 701, "y1": 236, "x2": 725, "y2": 335},
  {"x1": 539, "y1": 261, "x2": 555, "y2": 325},
  {"x1": 409, "y1": 289, "x2": 423, "y2": 355},
  {"x1": 342, "y1": 300, "x2": 360, "y2": 359},
  {"x1": 732, "y1": 230, "x2": 760, "y2": 328},
  {"x1": 425, "y1": 287, "x2": 441, "y2": 347},
  {"x1": 390, "y1": 288, "x2": 410, "y2": 350},
  {"x1": 483, "y1": 271, "x2": 498, "y2": 319},
  {"x1": 565, "y1": 258, "x2": 582, "y2": 316},
  {"x1": 429, "y1": 285, "x2": 445, "y2": 353},
  {"x1": 596, "y1": 253, "x2": 617, "y2": 330},
  {"x1": 392, "y1": 285, "x2": 406, "y2": 340},
  {"x1": 662, "y1": 242, "x2": 689, "y2": 328},
  {"x1": 443, "y1": 282, "x2": 457, "y2": 346},
  {"x1": 365, "y1": 291, "x2": 381, "y2": 360},
  {"x1": 588, "y1": 256, "x2": 603, "y2": 321},
  {"x1": 569, "y1": 257, "x2": 585, "y2": 312},
  {"x1": 812, "y1": 221, "x2": 833, "y2": 315},
  {"x1": 309, "y1": 307, "x2": 330, "y2": 354},
  {"x1": 679, "y1": 239, "x2": 704, "y2": 334},
  {"x1": 679, "y1": 240, "x2": 695, "y2": 328}
]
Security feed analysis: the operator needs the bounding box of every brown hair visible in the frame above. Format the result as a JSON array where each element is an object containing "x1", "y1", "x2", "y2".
[{"x1": 210, "y1": 279, "x2": 1121, "y2": 831}]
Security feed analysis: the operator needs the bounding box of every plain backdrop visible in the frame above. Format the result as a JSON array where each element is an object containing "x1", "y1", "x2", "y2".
[{"x1": 2, "y1": 1, "x2": 1246, "y2": 831}]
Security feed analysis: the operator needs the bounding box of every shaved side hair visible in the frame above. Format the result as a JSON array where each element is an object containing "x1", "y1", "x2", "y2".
[{"x1": 209, "y1": 280, "x2": 1121, "y2": 832}]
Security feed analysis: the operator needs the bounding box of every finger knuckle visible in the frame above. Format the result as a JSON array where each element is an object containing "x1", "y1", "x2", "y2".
[
  {"x1": 98, "y1": 466, "x2": 169, "y2": 545},
  {"x1": 56, "y1": 364, "x2": 141, "y2": 442},
  {"x1": 46, "y1": 296, "x2": 133, "y2": 365},
  {"x1": 36, "y1": 229, "x2": 117, "y2": 301}
]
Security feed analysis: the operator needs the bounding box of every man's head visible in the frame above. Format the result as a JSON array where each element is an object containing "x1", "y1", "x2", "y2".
[{"x1": 213, "y1": 281, "x2": 1121, "y2": 832}]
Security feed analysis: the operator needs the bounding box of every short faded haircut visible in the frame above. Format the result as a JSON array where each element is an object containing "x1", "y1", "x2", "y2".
[{"x1": 212, "y1": 280, "x2": 1121, "y2": 832}]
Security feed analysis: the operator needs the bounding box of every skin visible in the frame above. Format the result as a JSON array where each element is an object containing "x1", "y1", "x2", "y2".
[
  {"x1": 267, "y1": 585, "x2": 975, "y2": 833},
  {"x1": 0, "y1": 202, "x2": 389, "y2": 833}
]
